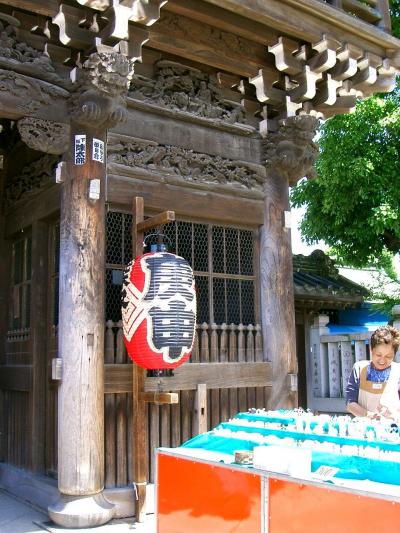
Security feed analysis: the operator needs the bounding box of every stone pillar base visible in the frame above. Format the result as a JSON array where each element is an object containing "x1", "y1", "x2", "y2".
[{"x1": 48, "y1": 492, "x2": 115, "y2": 528}]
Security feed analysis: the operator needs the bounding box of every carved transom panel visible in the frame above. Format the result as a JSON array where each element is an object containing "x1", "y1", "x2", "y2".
[
  {"x1": 5, "y1": 153, "x2": 60, "y2": 205},
  {"x1": 108, "y1": 138, "x2": 265, "y2": 190},
  {"x1": 129, "y1": 60, "x2": 246, "y2": 125}
]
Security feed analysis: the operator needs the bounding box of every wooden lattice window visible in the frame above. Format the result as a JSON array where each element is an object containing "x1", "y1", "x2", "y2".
[
  {"x1": 9, "y1": 232, "x2": 32, "y2": 330},
  {"x1": 106, "y1": 212, "x2": 259, "y2": 326}
]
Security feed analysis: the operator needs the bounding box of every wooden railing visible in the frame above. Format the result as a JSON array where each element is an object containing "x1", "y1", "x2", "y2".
[
  {"x1": 308, "y1": 315, "x2": 373, "y2": 412},
  {"x1": 104, "y1": 321, "x2": 269, "y2": 395},
  {"x1": 103, "y1": 320, "x2": 269, "y2": 485},
  {"x1": 105, "y1": 321, "x2": 263, "y2": 366},
  {"x1": 320, "y1": 0, "x2": 391, "y2": 31}
]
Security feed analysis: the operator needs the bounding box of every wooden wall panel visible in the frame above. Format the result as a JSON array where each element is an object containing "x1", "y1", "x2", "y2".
[{"x1": 3, "y1": 391, "x2": 30, "y2": 469}]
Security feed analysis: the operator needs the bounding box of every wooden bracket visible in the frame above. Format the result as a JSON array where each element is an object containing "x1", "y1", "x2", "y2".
[
  {"x1": 140, "y1": 392, "x2": 179, "y2": 404},
  {"x1": 136, "y1": 210, "x2": 175, "y2": 232},
  {"x1": 268, "y1": 36, "x2": 304, "y2": 75}
]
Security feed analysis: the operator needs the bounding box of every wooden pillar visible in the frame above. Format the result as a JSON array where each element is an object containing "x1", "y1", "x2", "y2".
[
  {"x1": 48, "y1": 51, "x2": 132, "y2": 529},
  {"x1": 48, "y1": 123, "x2": 113, "y2": 528},
  {"x1": 260, "y1": 172, "x2": 297, "y2": 408},
  {"x1": 260, "y1": 115, "x2": 318, "y2": 409}
]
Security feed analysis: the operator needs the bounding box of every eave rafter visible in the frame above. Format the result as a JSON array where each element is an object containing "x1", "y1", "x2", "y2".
[
  {"x1": 249, "y1": 30, "x2": 399, "y2": 134},
  {"x1": 0, "y1": 0, "x2": 169, "y2": 130},
  {"x1": 1, "y1": 1, "x2": 168, "y2": 64},
  {"x1": 0, "y1": 0, "x2": 398, "y2": 138}
]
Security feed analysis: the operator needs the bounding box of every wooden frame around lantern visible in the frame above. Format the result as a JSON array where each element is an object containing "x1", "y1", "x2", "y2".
[{"x1": 132, "y1": 196, "x2": 179, "y2": 522}]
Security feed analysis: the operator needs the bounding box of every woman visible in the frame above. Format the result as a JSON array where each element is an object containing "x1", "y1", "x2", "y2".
[{"x1": 346, "y1": 325, "x2": 400, "y2": 419}]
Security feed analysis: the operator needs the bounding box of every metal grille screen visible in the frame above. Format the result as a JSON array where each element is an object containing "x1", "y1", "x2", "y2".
[{"x1": 106, "y1": 212, "x2": 257, "y2": 325}]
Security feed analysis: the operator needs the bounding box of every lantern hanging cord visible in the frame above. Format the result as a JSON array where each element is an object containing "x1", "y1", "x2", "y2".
[{"x1": 143, "y1": 232, "x2": 171, "y2": 248}]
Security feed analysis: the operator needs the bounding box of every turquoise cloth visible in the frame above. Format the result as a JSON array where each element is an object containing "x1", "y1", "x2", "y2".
[{"x1": 180, "y1": 419, "x2": 400, "y2": 485}]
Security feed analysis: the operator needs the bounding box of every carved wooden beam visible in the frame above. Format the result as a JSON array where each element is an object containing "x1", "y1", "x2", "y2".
[
  {"x1": 307, "y1": 35, "x2": 340, "y2": 74},
  {"x1": 351, "y1": 52, "x2": 381, "y2": 92},
  {"x1": 373, "y1": 58, "x2": 398, "y2": 93},
  {"x1": 256, "y1": 29, "x2": 399, "y2": 132},
  {"x1": 129, "y1": 0, "x2": 169, "y2": 26},
  {"x1": 99, "y1": 4, "x2": 131, "y2": 43},
  {"x1": 284, "y1": 95, "x2": 303, "y2": 118},
  {"x1": 101, "y1": 23, "x2": 149, "y2": 62},
  {"x1": 316, "y1": 94, "x2": 357, "y2": 118},
  {"x1": 268, "y1": 36, "x2": 303, "y2": 75},
  {"x1": 329, "y1": 43, "x2": 362, "y2": 80},
  {"x1": 0, "y1": 69, "x2": 69, "y2": 122},
  {"x1": 52, "y1": 4, "x2": 98, "y2": 50},
  {"x1": 312, "y1": 73, "x2": 342, "y2": 106},
  {"x1": 289, "y1": 66, "x2": 321, "y2": 103},
  {"x1": 249, "y1": 69, "x2": 285, "y2": 105},
  {"x1": 77, "y1": 0, "x2": 168, "y2": 26},
  {"x1": 17, "y1": 117, "x2": 70, "y2": 154}
]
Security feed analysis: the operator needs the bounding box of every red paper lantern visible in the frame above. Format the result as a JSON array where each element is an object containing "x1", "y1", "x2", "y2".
[{"x1": 122, "y1": 251, "x2": 197, "y2": 369}]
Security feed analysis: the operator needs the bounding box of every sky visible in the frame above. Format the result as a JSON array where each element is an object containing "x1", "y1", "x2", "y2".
[
  {"x1": 290, "y1": 206, "x2": 327, "y2": 255},
  {"x1": 292, "y1": 206, "x2": 400, "y2": 287}
]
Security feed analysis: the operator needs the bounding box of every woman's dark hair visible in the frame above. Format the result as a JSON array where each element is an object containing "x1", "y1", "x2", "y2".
[{"x1": 370, "y1": 326, "x2": 400, "y2": 352}]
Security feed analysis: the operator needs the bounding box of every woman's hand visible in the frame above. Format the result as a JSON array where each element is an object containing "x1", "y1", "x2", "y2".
[{"x1": 377, "y1": 403, "x2": 399, "y2": 420}]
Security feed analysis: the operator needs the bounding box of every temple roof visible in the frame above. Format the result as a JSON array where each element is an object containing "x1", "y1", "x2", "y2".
[{"x1": 293, "y1": 249, "x2": 369, "y2": 309}]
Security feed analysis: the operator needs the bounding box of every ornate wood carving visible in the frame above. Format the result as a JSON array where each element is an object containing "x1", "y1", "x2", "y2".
[
  {"x1": 17, "y1": 117, "x2": 69, "y2": 154},
  {"x1": 108, "y1": 138, "x2": 265, "y2": 190},
  {"x1": 129, "y1": 60, "x2": 246, "y2": 124},
  {"x1": 0, "y1": 12, "x2": 67, "y2": 87},
  {"x1": 0, "y1": 69, "x2": 69, "y2": 120},
  {"x1": 69, "y1": 52, "x2": 133, "y2": 128},
  {"x1": 5, "y1": 153, "x2": 59, "y2": 205},
  {"x1": 263, "y1": 115, "x2": 319, "y2": 186}
]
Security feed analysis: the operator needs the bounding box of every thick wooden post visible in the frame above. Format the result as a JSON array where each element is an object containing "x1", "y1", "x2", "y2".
[
  {"x1": 48, "y1": 124, "x2": 113, "y2": 528},
  {"x1": 260, "y1": 173, "x2": 297, "y2": 408},
  {"x1": 260, "y1": 115, "x2": 318, "y2": 409},
  {"x1": 49, "y1": 51, "x2": 132, "y2": 529}
]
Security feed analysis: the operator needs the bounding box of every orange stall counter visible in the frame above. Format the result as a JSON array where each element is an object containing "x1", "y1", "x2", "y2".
[{"x1": 156, "y1": 449, "x2": 400, "y2": 533}]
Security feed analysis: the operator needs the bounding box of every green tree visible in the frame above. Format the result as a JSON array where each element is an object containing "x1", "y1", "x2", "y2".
[
  {"x1": 291, "y1": 3, "x2": 400, "y2": 313},
  {"x1": 390, "y1": 0, "x2": 400, "y2": 38},
  {"x1": 291, "y1": 94, "x2": 400, "y2": 276},
  {"x1": 291, "y1": 4, "x2": 400, "y2": 284}
]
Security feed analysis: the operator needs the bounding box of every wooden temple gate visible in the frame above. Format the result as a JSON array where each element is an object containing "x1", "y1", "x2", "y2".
[{"x1": 0, "y1": 0, "x2": 398, "y2": 528}]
